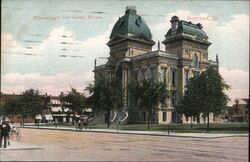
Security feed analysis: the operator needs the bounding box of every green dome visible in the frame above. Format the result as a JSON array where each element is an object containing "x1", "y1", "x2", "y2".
[
  {"x1": 166, "y1": 18, "x2": 208, "y2": 40},
  {"x1": 110, "y1": 6, "x2": 152, "y2": 39}
]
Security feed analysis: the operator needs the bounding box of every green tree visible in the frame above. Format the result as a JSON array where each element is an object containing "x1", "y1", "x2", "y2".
[
  {"x1": 4, "y1": 89, "x2": 44, "y2": 123},
  {"x1": 62, "y1": 88, "x2": 87, "y2": 124},
  {"x1": 202, "y1": 66, "x2": 229, "y2": 131},
  {"x1": 128, "y1": 80, "x2": 169, "y2": 130},
  {"x1": 3, "y1": 99, "x2": 20, "y2": 116},
  {"x1": 86, "y1": 74, "x2": 122, "y2": 128},
  {"x1": 43, "y1": 94, "x2": 51, "y2": 112},
  {"x1": 176, "y1": 75, "x2": 203, "y2": 127},
  {"x1": 177, "y1": 66, "x2": 229, "y2": 132}
]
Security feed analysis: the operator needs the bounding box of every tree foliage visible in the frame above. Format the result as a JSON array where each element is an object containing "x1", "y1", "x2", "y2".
[
  {"x1": 176, "y1": 66, "x2": 230, "y2": 131},
  {"x1": 86, "y1": 74, "x2": 123, "y2": 127},
  {"x1": 3, "y1": 99, "x2": 20, "y2": 116},
  {"x1": 62, "y1": 88, "x2": 87, "y2": 124},
  {"x1": 128, "y1": 80, "x2": 169, "y2": 129},
  {"x1": 176, "y1": 75, "x2": 202, "y2": 119},
  {"x1": 4, "y1": 89, "x2": 44, "y2": 122}
]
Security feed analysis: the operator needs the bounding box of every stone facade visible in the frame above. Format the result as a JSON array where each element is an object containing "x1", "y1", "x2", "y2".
[{"x1": 94, "y1": 7, "x2": 219, "y2": 124}]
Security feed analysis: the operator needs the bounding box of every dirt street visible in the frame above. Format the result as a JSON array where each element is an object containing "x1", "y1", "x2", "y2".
[{"x1": 0, "y1": 128, "x2": 248, "y2": 161}]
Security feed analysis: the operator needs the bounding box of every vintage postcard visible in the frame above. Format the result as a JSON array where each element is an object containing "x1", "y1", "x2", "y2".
[{"x1": 1, "y1": 0, "x2": 249, "y2": 161}]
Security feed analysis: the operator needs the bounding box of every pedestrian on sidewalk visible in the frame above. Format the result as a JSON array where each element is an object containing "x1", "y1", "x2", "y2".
[
  {"x1": 0, "y1": 117, "x2": 11, "y2": 148},
  {"x1": 8, "y1": 120, "x2": 15, "y2": 145},
  {"x1": 55, "y1": 119, "x2": 58, "y2": 128},
  {"x1": 78, "y1": 119, "x2": 83, "y2": 131}
]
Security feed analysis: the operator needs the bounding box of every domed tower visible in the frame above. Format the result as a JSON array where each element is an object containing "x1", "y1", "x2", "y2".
[
  {"x1": 95, "y1": 6, "x2": 154, "y2": 111},
  {"x1": 162, "y1": 15, "x2": 211, "y2": 64},
  {"x1": 107, "y1": 6, "x2": 155, "y2": 62},
  {"x1": 162, "y1": 16, "x2": 212, "y2": 96}
]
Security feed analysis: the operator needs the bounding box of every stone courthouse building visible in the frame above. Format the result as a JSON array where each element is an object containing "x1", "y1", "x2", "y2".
[{"x1": 94, "y1": 6, "x2": 218, "y2": 124}]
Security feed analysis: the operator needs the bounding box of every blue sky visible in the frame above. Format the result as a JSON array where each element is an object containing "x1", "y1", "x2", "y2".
[{"x1": 1, "y1": 0, "x2": 249, "y2": 102}]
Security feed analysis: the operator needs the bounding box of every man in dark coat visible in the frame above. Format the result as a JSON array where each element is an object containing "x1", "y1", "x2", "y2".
[{"x1": 0, "y1": 118, "x2": 11, "y2": 148}]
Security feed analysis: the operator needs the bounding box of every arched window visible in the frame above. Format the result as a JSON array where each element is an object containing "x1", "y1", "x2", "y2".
[{"x1": 191, "y1": 54, "x2": 199, "y2": 67}]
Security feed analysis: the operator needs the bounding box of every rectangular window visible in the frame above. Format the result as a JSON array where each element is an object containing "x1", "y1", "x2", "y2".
[
  {"x1": 172, "y1": 111, "x2": 177, "y2": 123},
  {"x1": 184, "y1": 69, "x2": 189, "y2": 87},
  {"x1": 161, "y1": 67, "x2": 167, "y2": 83},
  {"x1": 172, "y1": 69, "x2": 177, "y2": 87},
  {"x1": 142, "y1": 68, "x2": 147, "y2": 80},
  {"x1": 132, "y1": 112, "x2": 135, "y2": 121},
  {"x1": 152, "y1": 112, "x2": 156, "y2": 122},
  {"x1": 172, "y1": 92, "x2": 176, "y2": 107},
  {"x1": 150, "y1": 67, "x2": 157, "y2": 82},
  {"x1": 197, "y1": 116, "x2": 200, "y2": 123},
  {"x1": 163, "y1": 111, "x2": 167, "y2": 122},
  {"x1": 142, "y1": 112, "x2": 146, "y2": 121},
  {"x1": 136, "y1": 112, "x2": 139, "y2": 121},
  {"x1": 185, "y1": 70, "x2": 189, "y2": 84}
]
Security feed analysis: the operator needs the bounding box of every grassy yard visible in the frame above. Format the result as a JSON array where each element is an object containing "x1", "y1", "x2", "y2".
[
  {"x1": 89, "y1": 122, "x2": 249, "y2": 133},
  {"x1": 29, "y1": 122, "x2": 249, "y2": 133}
]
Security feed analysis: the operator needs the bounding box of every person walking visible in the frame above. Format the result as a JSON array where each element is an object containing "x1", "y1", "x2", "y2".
[
  {"x1": 0, "y1": 117, "x2": 11, "y2": 148},
  {"x1": 8, "y1": 120, "x2": 15, "y2": 145}
]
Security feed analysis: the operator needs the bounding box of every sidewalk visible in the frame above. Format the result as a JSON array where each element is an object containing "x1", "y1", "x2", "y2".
[{"x1": 22, "y1": 125, "x2": 249, "y2": 138}]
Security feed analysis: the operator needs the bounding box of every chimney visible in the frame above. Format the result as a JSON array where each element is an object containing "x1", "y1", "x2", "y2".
[
  {"x1": 126, "y1": 6, "x2": 136, "y2": 14},
  {"x1": 170, "y1": 16, "x2": 179, "y2": 32},
  {"x1": 158, "y1": 41, "x2": 160, "y2": 50},
  {"x1": 216, "y1": 54, "x2": 219, "y2": 63}
]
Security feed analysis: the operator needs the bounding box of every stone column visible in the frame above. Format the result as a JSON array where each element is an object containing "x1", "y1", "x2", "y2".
[
  {"x1": 122, "y1": 67, "x2": 128, "y2": 107},
  {"x1": 157, "y1": 65, "x2": 161, "y2": 82},
  {"x1": 127, "y1": 69, "x2": 131, "y2": 107}
]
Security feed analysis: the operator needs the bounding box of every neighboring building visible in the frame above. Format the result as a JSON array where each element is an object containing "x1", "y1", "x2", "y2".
[
  {"x1": 226, "y1": 98, "x2": 249, "y2": 122},
  {"x1": 46, "y1": 94, "x2": 74, "y2": 123},
  {"x1": 0, "y1": 92, "x2": 76, "y2": 123},
  {"x1": 94, "y1": 6, "x2": 218, "y2": 124}
]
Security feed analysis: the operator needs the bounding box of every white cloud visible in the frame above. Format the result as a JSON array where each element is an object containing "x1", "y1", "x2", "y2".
[
  {"x1": 1, "y1": 33, "x2": 30, "y2": 54},
  {"x1": 150, "y1": 10, "x2": 249, "y2": 101},
  {"x1": 1, "y1": 17, "x2": 118, "y2": 94},
  {"x1": 1, "y1": 11, "x2": 249, "y2": 102},
  {"x1": 150, "y1": 9, "x2": 194, "y2": 48},
  {"x1": 2, "y1": 16, "x2": 118, "y2": 65},
  {"x1": 35, "y1": 26, "x2": 110, "y2": 59},
  {"x1": 150, "y1": 10, "x2": 249, "y2": 70},
  {"x1": 220, "y1": 67, "x2": 249, "y2": 101},
  {"x1": 1, "y1": 72, "x2": 94, "y2": 96}
]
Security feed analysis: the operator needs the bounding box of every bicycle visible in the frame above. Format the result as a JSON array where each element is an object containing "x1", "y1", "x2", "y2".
[{"x1": 10, "y1": 126, "x2": 21, "y2": 141}]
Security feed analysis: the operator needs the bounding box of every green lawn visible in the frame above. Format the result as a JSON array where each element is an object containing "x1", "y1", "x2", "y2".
[
  {"x1": 30, "y1": 122, "x2": 249, "y2": 133},
  {"x1": 89, "y1": 122, "x2": 249, "y2": 133}
]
